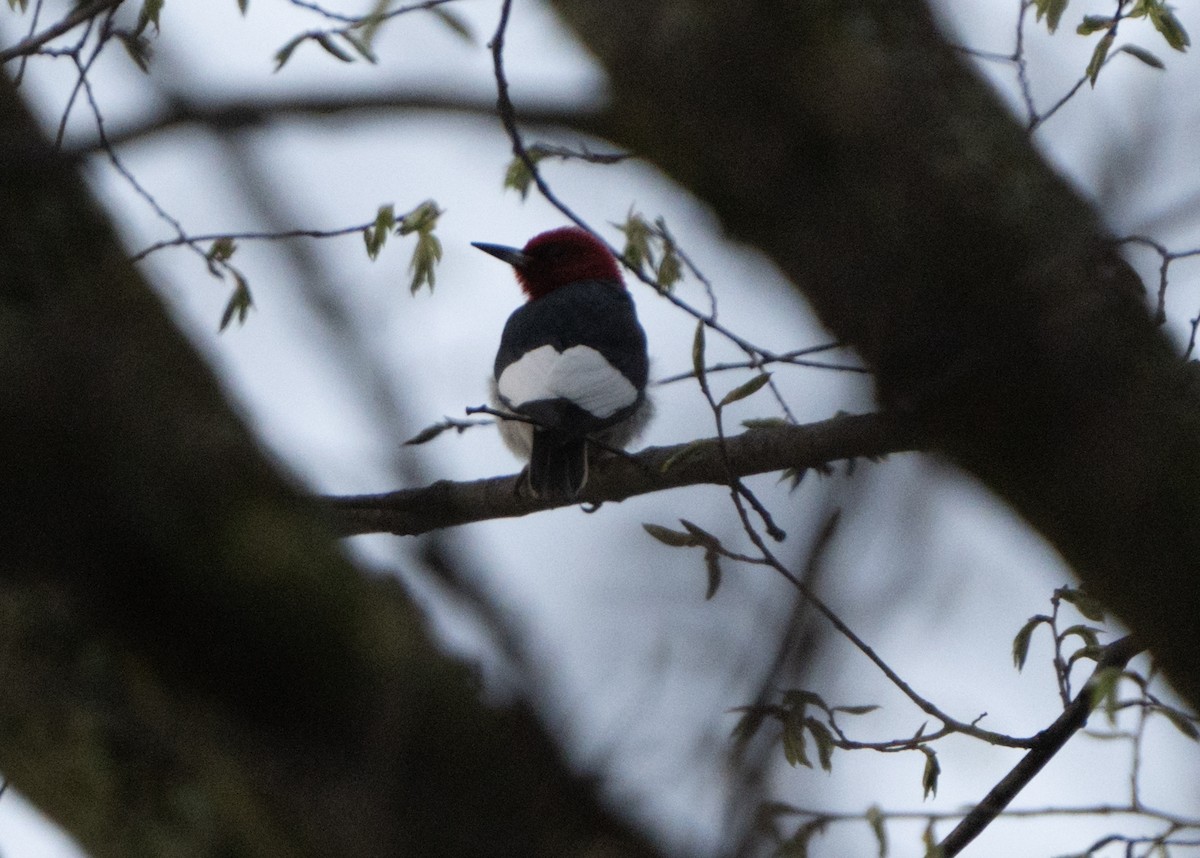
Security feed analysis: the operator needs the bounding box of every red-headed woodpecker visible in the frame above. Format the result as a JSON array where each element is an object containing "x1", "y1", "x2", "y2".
[{"x1": 473, "y1": 226, "x2": 651, "y2": 499}]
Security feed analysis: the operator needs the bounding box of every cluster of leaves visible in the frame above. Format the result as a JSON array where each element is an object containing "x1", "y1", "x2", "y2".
[
  {"x1": 205, "y1": 237, "x2": 254, "y2": 331},
  {"x1": 1035, "y1": 0, "x2": 1190, "y2": 86},
  {"x1": 615, "y1": 211, "x2": 683, "y2": 291},
  {"x1": 363, "y1": 200, "x2": 445, "y2": 294},
  {"x1": 734, "y1": 690, "x2": 883, "y2": 776},
  {"x1": 642, "y1": 520, "x2": 727, "y2": 599},
  {"x1": 274, "y1": 2, "x2": 472, "y2": 72},
  {"x1": 108, "y1": 0, "x2": 248, "y2": 72},
  {"x1": 1011, "y1": 585, "x2": 1106, "y2": 672},
  {"x1": 1013, "y1": 587, "x2": 1200, "y2": 741},
  {"x1": 502, "y1": 149, "x2": 548, "y2": 201}
]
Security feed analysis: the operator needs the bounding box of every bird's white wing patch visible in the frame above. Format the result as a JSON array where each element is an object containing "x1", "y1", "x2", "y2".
[{"x1": 497, "y1": 344, "x2": 638, "y2": 419}]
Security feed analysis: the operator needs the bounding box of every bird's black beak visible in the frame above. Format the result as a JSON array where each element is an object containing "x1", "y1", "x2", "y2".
[{"x1": 471, "y1": 241, "x2": 531, "y2": 269}]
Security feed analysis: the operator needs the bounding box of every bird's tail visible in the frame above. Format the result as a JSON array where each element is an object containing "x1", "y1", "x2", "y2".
[{"x1": 527, "y1": 432, "x2": 588, "y2": 500}]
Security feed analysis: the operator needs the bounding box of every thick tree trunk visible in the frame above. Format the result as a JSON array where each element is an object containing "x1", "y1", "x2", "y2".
[
  {"x1": 0, "y1": 70, "x2": 660, "y2": 858},
  {"x1": 550, "y1": 0, "x2": 1200, "y2": 709}
]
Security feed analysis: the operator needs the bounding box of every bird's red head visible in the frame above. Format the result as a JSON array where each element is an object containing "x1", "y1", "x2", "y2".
[{"x1": 473, "y1": 226, "x2": 623, "y2": 301}]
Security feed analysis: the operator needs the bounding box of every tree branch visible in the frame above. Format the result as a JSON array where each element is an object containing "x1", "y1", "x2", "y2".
[
  {"x1": 323, "y1": 412, "x2": 923, "y2": 537},
  {"x1": 939, "y1": 635, "x2": 1147, "y2": 856},
  {"x1": 65, "y1": 90, "x2": 604, "y2": 153}
]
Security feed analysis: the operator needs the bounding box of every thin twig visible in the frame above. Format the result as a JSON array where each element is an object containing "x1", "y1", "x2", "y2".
[
  {"x1": 0, "y1": 0, "x2": 123, "y2": 63},
  {"x1": 131, "y1": 224, "x2": 372, "y2": 262}
]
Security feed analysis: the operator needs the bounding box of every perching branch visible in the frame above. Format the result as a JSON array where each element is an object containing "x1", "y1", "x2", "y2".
[{"x1": 323, "y1": 411, "x2": 922, "y2": 537}]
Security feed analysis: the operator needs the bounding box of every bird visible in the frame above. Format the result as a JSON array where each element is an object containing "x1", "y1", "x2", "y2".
[{"x1": 472, "y1": 226, "x2": 651, "y2": 500}]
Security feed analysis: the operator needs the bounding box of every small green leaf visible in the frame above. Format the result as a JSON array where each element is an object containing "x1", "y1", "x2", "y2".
[
  {"x1": 219, "y1": 272, "x2": 253, "y2": 331},
  {"x1": 922, "y1": 819, "x2": 944, "y2": 858},
  {"x1": 778, "y1": 819, "x2": 827, "y2": 858},
  {"x1": 1059, "y1": 624, "x2": 1101, "y2": 650},
  {"x1": 398, "y1": 200, "x2": 442, "y2": 236},
  {"x1": 782, "y1": 708, "x2": 811, "y2": 768},
  {"x1": 703, "y1": 549, "x2": 722, "y2": 600},
  {"x1": 832, "y1": 704, "x2": 880, "y2": 716},
  {"x1": 866, "y1": 805, "x2": 888, "y2": 858},
  {"x1": 730, "y1": 706, "x2": 770, "y2": 747},
  {"x1": 1056, "y1": 587, "x2": 1105, "y2": 621},
  {"x1": 404, "y1": 420, "x2": 463, "y2": 446},
  {"x1": 1116, "y1": 44, "x2": 1166, "y2": 68},
  {"x1": 692, "y1": 321, "x2": 707, "y2": 386},
  {"x1": 679, "y1": 519, "x2": 719, "y2": 547},
  {"x1": 1076, "y1": 15, "x2": 1111, "y2": 35},
  {"x1": 1151, "y1": 7, "x2": 1191, "y2": 51},
  {"x1": 1087, "y1": 31, "x2": 1115, "y2": 86},
  {"x1": 1041, "y1": 0, "x2": 1069, "y2": 33},
  {"x1": 719, "y1": 372, "x2": 772, "y2": 408},
  {"x1": 206, "y1": 236, "x2": 237, "y2": 264},
  {"x1": 778, "y1": 467, "x2": 806, "y2": 491},
  {"x1": 1158, "y1": 705, "x2": 1200, "y2": 741},
  {"x1": 408, "y1": 232, "x2": 442, "y2": 294},
  {"x1": 136, "y1": 0, "x2": 164, "y2": 35},
  {"x1": 1088, "y1": 665, "x2": 1123, "y2": 717},
  {"x1": 314, "y1": 32, "x2": 355, "y2": 63},
  {"x1": 1012, "y1": 614, "x2": 1049, "y2": 671},
  {"x1": 273, "y1": 33, "x2": 306, "y2": 71},
  {"x1": 659, "y1": 439, "x2": 707, "y2": 473},
  {"x1": 116, "y1": 32, "x2": 153, "y2": 73},
  {"x1": 805, "y1": 718, "x2": 835, "y2": 771},
  {"x1": 340, "y1": 31, "x2": 378, "y2": 63},
  {"x1": 1067, "y1": 644, "x2": 1104, "y2": 666},
  {"x1": 616, "y1": 211, "x2": 653, "y2": 273},
  {"x1": 502, "y1": 151, "x2": 546, "y2": 200},
  {"x1": 395, "y1": 201, "x2": 444, "y2": 294},
  {"x1": 783, "y1": 689, "x2": 830, "y2": 712},
  {"x1": 655, "y1": 244, "x2": 682, "y2": 290},
  {"x1": 360, "y1": 0, "x2": 389, "y2": 45},
  {"x1": 920, "y1": 747, "x2": 940, "y2": 799},
  {"x1": 363, "y1": 204, "x2": 395, "y2": 260},
  {"x1": 642, "y1": 523, "x2": 698, "y2": 548},
  {"x1": 429, "y1": 7, "x2": 475, "y2": 43},
  {"x1": 619, "y1": 210, "x2": 657, "y2": 273}
]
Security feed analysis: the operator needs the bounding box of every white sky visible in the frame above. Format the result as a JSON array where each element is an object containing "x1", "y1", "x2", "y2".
[{"x1": 2, "y1": 1, "x2": 1199, "y2": 856}]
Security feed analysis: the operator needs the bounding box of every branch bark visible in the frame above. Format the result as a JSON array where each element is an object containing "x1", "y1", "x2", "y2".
[
  {"x1": 326, "y1": 412, "x2": 922, "y2": 536},
  {"x1": 545, "y1": 0, "x2": 1200, "y2": 712}
]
